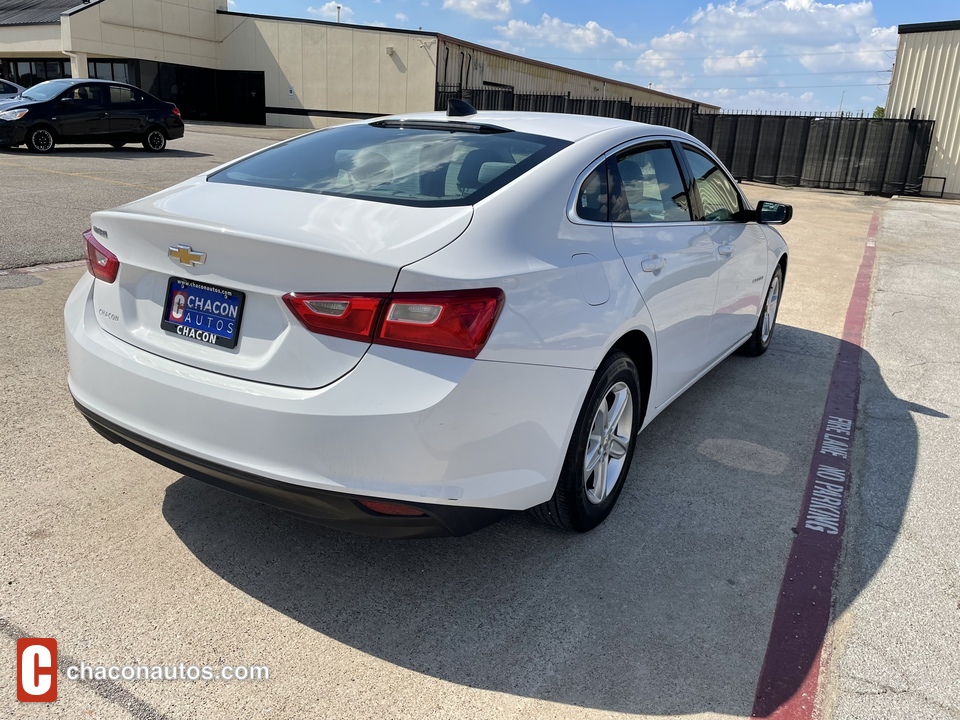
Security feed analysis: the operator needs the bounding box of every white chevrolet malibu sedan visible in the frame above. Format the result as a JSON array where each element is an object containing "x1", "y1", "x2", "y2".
[{"x1": 65, "y1": 104, "x2": 790, "y2": 538}]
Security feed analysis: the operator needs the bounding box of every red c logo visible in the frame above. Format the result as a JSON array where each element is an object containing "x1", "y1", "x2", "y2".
[
  {"x1": 170, "y1": 291, "x2": 187, "y2": 321},
  {"x1": 17, "y1": 638, "x2": 57, "y2": 702}
]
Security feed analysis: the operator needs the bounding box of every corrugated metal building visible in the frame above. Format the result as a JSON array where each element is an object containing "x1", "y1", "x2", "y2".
[
  {"x1": 0, "y1": 0, "x2": 714, "y2": 128},
  {"x1": 886, "y1": 20, "x2": 960, "y2": 198}
]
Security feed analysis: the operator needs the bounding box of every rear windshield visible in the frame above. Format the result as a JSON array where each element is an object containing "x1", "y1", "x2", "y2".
[{"x1": 207, "y1": 122, "x2": 569, "y2": 207}]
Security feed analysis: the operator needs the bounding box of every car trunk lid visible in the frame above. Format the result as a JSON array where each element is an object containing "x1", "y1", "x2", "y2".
[{"x1": 88, "y1": 179, "x2": 473, "y2": 389}]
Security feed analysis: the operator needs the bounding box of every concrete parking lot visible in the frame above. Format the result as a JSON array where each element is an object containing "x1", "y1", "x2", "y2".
[{"x1": 1, "y1": 125, "x2": 957, "y2": 719}]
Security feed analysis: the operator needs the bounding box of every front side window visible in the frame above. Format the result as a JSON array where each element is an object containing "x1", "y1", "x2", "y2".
[
  {"x1": 682, "y1": 146, "x2": 742, "y2": 222},
  {"x1": 208, "y1": 122, "x2": 569, "y2": 207},
  {"x1": 63, "y1": 84, "x2": 105, "y2": 105},
  {"x1": 613, "y1": 143, "x2": 691, "y2": 223}
]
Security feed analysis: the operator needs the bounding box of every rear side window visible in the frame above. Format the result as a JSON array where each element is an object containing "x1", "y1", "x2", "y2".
[
  {"x1": 208, "y1": 123, "x2": 569, "y2": 207},
  {"x1": 682, "y1": 146, "x2": 742, "y2": 221},
  {"x1": 576, "y1": 164, "x2": 609, "y2": 222},
  {"x1": 109, "y1": 86, "x2": 140, "y2": 104}
]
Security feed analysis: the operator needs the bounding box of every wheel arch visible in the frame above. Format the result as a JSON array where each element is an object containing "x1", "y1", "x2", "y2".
[{"x1": 610, "y1": 329, "x2": 653, "y2": 427}]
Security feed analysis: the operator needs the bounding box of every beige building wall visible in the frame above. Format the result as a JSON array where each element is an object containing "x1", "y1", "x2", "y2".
[
  {"x1": 886, "y1": 24, "x2": 960, "y2": 198},
  {"x1": 217, "y1": 14, "x2": 438, "y2": 129},
  {"x1": 0, "y1": 24, "x2": 61, "y2": 55},
  {"x1": 437, "y1": 37, "x2": 713, "y2": 109},
  {"x1": 61, "y1": 0, "x2": 219, "y2": 78}
]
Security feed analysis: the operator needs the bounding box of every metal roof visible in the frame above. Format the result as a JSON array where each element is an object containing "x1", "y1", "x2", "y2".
[
  {"x1": 899, "y1": 19, "x2": 960, "y2": 35},
  {"x1": 0, "y1": 0, "x2": 84, "y2": 26}
]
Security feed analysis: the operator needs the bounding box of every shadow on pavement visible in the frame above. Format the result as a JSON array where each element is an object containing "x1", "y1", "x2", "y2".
[{"x1": 161, "y1": 324, "x2": 937, "y2": 716}]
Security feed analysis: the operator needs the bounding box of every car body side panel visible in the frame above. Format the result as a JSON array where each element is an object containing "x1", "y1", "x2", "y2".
[
  {"x1": 612, "y1": 221, "x2": 719, "y2": 408},
  {"x1": 703, "y1": 221, "x2": 769, "y2": 360},
  {"x1": 394, "y1": 138, "x2": 658, "y2": 375}
]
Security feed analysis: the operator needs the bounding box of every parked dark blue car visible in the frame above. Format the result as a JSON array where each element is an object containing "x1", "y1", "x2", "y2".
[{"x1": 0, "y1": 78, "x2": 184, "y2": 153}]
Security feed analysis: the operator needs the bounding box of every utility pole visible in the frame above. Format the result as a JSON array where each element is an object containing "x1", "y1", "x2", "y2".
[
  {"x1": 838, "y1": 90, "x2": 845, "y2": 117},
  {"x1": 336, "y1": 4, "x2": 341, "y2": 22}
]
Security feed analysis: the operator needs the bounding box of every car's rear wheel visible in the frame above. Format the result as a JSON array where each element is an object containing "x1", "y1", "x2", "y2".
[
  {"x1": 142, "y1": 127, "x2": 166, "y2": 152},
  {"x1": 740, "y1": 264, "x2": 783, "y2": 356},
  {"x1": 26, "y1": 127, "x2": 55, "y2": 153},
  {"x1": 530, "y1": 350, "x2": 640, "y2": 532}
]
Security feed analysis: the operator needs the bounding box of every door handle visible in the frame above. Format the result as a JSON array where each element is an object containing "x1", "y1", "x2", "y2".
[
  {"x1": 718, "y1": 244, "x2": 734, "y2": 256},
  {"x1": 641, "y1": 257, "x2": 666, "y2": 272}
]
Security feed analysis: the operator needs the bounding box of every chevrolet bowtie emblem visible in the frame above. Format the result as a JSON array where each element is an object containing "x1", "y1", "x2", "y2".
[{"x1": 168, "y1": 245, "x2": 206, "y2": 267}]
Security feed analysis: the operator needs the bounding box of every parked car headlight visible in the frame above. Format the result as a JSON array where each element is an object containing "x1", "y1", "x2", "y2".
[{"x1": 0, "y1": 108, "x2": 28, "y2": 121}]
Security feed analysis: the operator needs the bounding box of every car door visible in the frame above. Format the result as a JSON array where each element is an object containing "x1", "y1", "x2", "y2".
[
  {"x1": 107, "y1": 85, "x2": 145, "y2": 138},
  {"x1": 57, "y1": 84, "x2": 110, "y2": 139},
  {"x1": 609, "y1": 140, "x2": 720, "y2": 409},
  {"x1": 679, "y1": 143, "x2": 768, "y2": 361}
]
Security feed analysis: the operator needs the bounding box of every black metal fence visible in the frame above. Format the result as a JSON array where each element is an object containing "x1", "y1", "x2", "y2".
[
  {"x1": 691, "y1": 114, "x2": 934, "y2": 196},
  {"x1": 436, "y1": 84, "x2": 692, "y2": 131},
  {"x1": 436, "y1": 84, "x2": 934, "y2": 196}
]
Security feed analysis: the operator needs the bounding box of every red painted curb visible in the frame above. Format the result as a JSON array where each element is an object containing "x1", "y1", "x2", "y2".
[{"x1": 751, "y1": 209, "x2": 880, "y2": 718}]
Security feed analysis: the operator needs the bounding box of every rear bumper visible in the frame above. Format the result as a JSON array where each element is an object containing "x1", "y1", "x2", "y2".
[
  {"x1": 76, "y1": 401, "x2": 507, "y2": 538},
  {"x1": 166, "y1": 120, "x2": 184, "y2": 140},
  {"x1": 65, "y1": 274, "x2": 592, "y2": 530}
]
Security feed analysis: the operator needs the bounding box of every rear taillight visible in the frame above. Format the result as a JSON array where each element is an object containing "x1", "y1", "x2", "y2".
[
  {"x1": 171, "y1": 106, "x2": 181, "y2": 118},
  {"x1": 83, "y1": 230, "x2": 119, "y2": 283},
  {"x1": 283, "y1": 294, "x2": 386, "y2": 342},
  {"x1": 378, "y1": 290, "x2": 504, "y2": 358},
  {"x1": 283, "y1": 288, "x2": 504, "y2": 359}
]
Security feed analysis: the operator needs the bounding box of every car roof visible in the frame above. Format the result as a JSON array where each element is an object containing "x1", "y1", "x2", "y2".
[
  {"x1": 40, "y1": 78, "x2": 127, "y2": 86},
  {"x1": 379, "y1": 110, "x2": 687, "y2": 143}
]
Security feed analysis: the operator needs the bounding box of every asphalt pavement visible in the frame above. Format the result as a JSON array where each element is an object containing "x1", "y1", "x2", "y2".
[{"x1": 0, "y1": 126, "x2": 957, "y2": 719}]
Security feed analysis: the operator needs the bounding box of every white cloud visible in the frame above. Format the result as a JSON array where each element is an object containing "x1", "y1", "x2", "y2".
[
  {"x1": 703, "y1": 49, "x2": 766, "y2": 75},
  {"x1": 497, "y1": 14, "x2": 640, "y2": 53},
  {"x1": 395, "y1": 12, "x2": 408, "y2": 21},
  {"x1": 443, "y1": 0, "x2": 513, "y2": 20},
  {"x1": 307, "y1": 2, "x2": 354, "y2": 21},
  {"x1": 683, "y1": 87, "x2": 818, "y2": 110},
  {"x1": 608, "y1": 1, "x2": 894, "y2": 110}
]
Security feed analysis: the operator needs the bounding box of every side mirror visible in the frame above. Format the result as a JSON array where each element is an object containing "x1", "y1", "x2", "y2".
[
  {"x1": 61, "y1": 97, "x2": 74, "y2": 103},
  {"x1": 756, "y1": 200, "x2": 792, "y2": 225}
]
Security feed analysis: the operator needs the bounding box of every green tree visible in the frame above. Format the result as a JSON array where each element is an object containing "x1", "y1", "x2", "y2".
[{"x1": 873, "y1": 106, "x2": 885, "y2": 118}]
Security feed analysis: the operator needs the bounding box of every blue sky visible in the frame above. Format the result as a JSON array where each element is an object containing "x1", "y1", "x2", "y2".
[{"x1": 226, "y1": 0, "x2": 957, "y2": 112}]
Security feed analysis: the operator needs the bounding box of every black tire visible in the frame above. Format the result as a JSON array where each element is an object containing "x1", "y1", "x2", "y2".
[
  {"x1": 740, "y1": 264, "x2": 783, "y2": 357},
  {"x1": 26, "y1": 126, "x2": 55, "y2": 153},
  {"x1": 530, "y1": 350, "x2": 641, "y2": 532},
  {"x1": 111, "y1": 142, "x2": 126, "y2": 149},
  {"x1": 142, "y1": 127, "x2": 167, "y2": 152}
]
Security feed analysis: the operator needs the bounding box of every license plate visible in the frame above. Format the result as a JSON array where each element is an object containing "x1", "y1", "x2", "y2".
[{"x1": 160, "y1": 277, "x2": 245, "y2": 349}]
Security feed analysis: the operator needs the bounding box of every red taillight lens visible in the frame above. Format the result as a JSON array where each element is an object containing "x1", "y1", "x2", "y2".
[
  {"x1": 377, "y1": 289, "x2": 504, "y2": 358},
  {"x1": 83, "y1": 230, "x2": 119, "y2": 283},
  {"x1": 172, "y1": 106, "x2": 181, "y2": 118},
  {"x1": 282, "y1": 293, "x2": 386, "y2": 342},
  {"x1": 283, "y1": 288, "x2": 504, "y2": 358}
]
